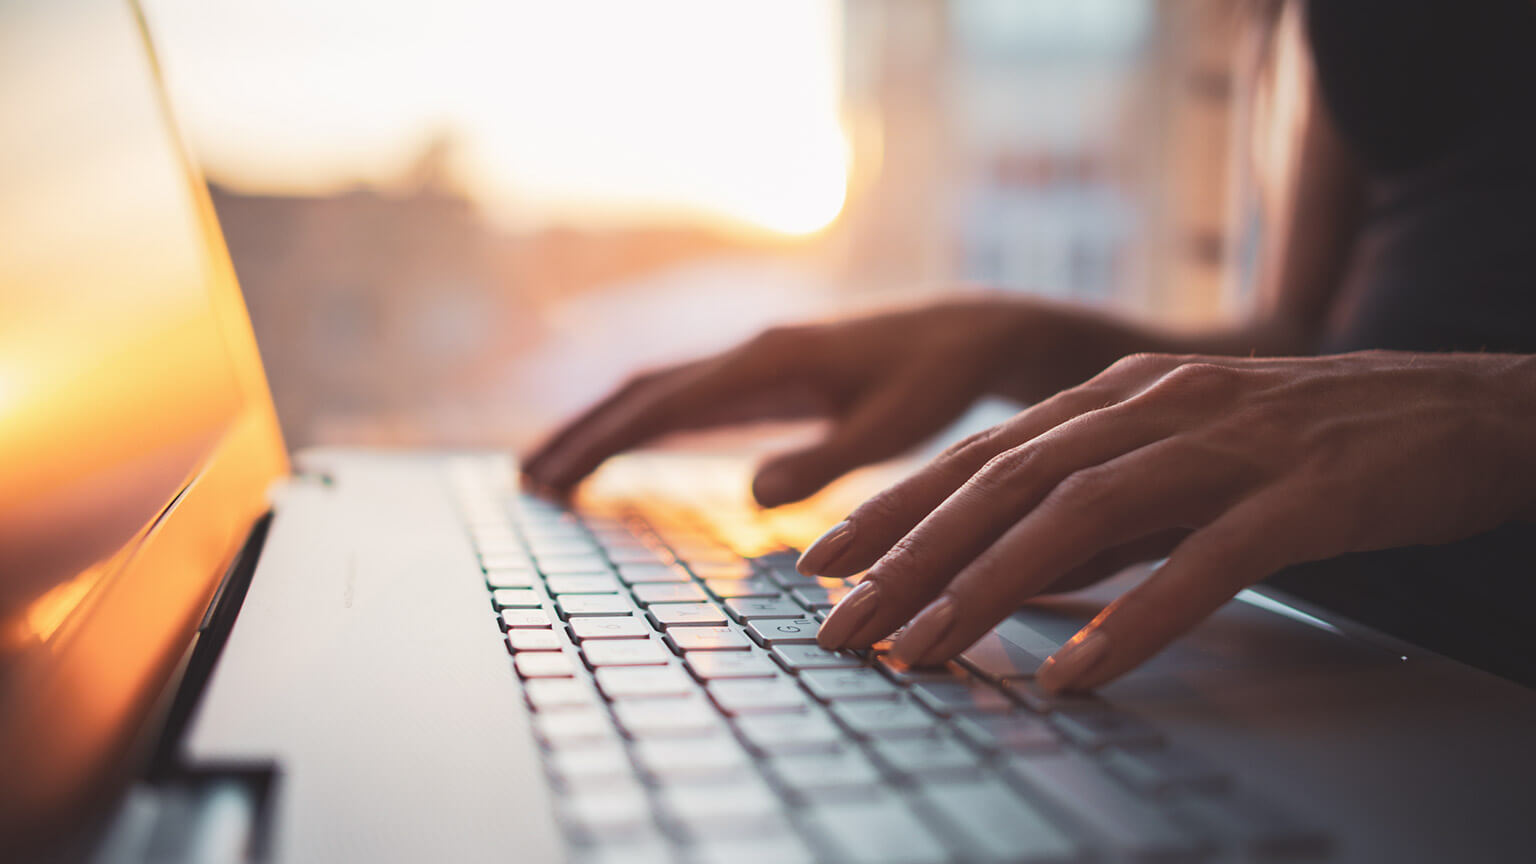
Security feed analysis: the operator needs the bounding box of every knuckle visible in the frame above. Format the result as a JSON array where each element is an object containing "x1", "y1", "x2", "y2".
[
  {"x1": 1152, "y1": 361, "x2": 1242, "y2": 398},
  {"x1": 1050, "y1": 465, "x2": 1117, "y2": 512},
  {"x1": 971, "y1": 445, "x2": 1036, "y2": 493},
  {"x1": 939, "y1": 427, "x2": 1001, "y2": 469},
  {"x1": 1105, "y1": 352, "x2": 1166, "y2": 377}
]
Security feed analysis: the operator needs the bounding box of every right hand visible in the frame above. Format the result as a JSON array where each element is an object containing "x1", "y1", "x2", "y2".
[{"x1": 522, "y1": 297, "x2": 1112, "y2": 508}]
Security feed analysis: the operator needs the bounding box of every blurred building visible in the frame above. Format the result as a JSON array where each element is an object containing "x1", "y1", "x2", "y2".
[
  {"x1": 835, "y1": 0, "x2": 1241, "y2": 320},
  {"x1": 212, "y1": 143, "x2": 792, "y2": 448}
]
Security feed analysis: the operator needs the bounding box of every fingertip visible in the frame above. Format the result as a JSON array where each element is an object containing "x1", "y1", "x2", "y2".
[{"x1": 751, "y1": 467, "x2": 796, "y2": 509}]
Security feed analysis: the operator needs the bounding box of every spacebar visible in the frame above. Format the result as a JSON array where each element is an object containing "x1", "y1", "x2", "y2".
[{"x1": 1006, "y1": 751, "x2": 1203, "y2": 863}]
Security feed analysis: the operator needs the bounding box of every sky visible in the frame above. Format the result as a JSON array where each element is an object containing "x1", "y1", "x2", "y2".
[{"x1": 142, "y1": 0, "x2": 849, "y2": 235}]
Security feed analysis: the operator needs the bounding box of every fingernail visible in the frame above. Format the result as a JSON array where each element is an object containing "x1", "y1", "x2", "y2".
[
  {"x1": 816, "y1": 580, "x2": 879, "y2": 649},
  {"x1": 1036, "y1": 629, "x2": 1110, "y2": 694},
  {"x1": 894, "y1": 595, "x2": 956, "y2": 665},
  {"x1": 798, "y1": 520, "x2": 854, "y2": 575}
]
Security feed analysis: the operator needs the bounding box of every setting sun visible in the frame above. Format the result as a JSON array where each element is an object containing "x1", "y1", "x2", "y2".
[{"x1": 144, "y1": 0, "x2": 849, "y2": 236}]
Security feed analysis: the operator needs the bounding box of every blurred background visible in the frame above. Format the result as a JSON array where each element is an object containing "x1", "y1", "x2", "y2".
[{"x1": 142, "y1": 0, "x2": 1252, "y2": 453}]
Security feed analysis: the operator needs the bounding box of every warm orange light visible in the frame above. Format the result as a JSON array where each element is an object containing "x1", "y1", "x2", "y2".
[{"x1": 147, "y1": 0, "x2": 850, "y2": 236}]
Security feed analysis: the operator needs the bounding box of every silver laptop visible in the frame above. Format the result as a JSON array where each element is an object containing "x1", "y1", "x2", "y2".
[{"x1": 4, "y1": 2, "x2": 1536, "y2": 862}]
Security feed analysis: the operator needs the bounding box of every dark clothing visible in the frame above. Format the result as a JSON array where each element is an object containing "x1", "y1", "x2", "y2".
[
  {"x1": 1309, "y1": 0, "x2": 1536, "y2": 356},
  {"x1": 1267, "y1": 1, "x2": 1536, "y2": 688}
]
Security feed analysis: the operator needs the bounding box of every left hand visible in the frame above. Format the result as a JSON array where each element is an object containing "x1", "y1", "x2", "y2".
[{"x1": 806, "y1": 351, "x2": 1536, "y2": 692}]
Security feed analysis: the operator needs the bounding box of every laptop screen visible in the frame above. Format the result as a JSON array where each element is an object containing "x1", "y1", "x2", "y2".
[
  {"x1": 0, "y1": 0, "x2": 287, "y2": 832},
  {"x1": 0, "y1": 0, "x2": 248, "y2": 633}
]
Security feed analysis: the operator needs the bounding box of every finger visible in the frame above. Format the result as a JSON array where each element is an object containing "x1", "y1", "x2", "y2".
[
  {"x1": 751, "y1": 361, "x2": 983, "y2": 508},
  {"x1": 1036, "y1": 490, "x2": 1311, "y2": 693},
  {"x1": 523, "y1": 364, "x2": 687, "y2": 484},
  {"x1": 533, "y1": 333, "x2": 817, "y2": 491},
  {"x1": 892, "y1": 437, "x2": 1254, "y2": 665},
  {"x1": 816, "y1": 398, "x2": 1190, "y2": 652},
  {"x1": 798, "y1": 351, "x2": 1198, "y2": 580}
]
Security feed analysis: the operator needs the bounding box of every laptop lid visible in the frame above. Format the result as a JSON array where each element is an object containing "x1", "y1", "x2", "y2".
[{"x1": 0, "y1": 0, "x2": 288, "y2": 838}]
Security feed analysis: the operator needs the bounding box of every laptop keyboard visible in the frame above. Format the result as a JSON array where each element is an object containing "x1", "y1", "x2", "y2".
[{"x1": 451, "y1": 460, "x2": 1329, "y2": 864}]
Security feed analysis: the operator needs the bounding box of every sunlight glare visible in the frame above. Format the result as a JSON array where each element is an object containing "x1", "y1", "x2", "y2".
[{"x1": 145, "y1": 0, "x2": 849, "y2": 236}]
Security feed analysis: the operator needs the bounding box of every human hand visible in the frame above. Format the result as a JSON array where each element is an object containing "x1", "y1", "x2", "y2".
[
  {"x1": 807, "y1": 351, "x2": 1536, "y2": 691},
  {"x1": 523, "y1": 297, "x2": 1107, "y2": 507}
]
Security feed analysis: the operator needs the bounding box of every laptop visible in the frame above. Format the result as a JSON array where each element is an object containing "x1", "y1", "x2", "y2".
[{"x1": 4, "y1": 1, "x2": 1536, "y2": 861}]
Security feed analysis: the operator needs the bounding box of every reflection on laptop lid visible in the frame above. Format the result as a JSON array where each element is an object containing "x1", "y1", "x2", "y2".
[{"x1": 0, "y1": 0, "x2": 286, "y2": 837}]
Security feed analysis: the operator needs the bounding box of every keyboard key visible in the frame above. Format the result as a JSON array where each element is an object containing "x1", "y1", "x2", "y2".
[
  {"x1": 910, "y1": 678, "x2": 1015, "y2": 715},
  {"x1": 874, "y1": 655, "x2": 956, "y2": 685},
  {"x1": 491, "y1": 588, "x2": 542, "y2": 609},
  {"x1": 765, "y1": 567, "x2": 821, "y2": 589},
  {"x1": 958, "y1": 631, "x2": 1050, "y2": 682},
  {"x1": 657, "y1": 776, "x2": 783, "y2": 825},
  {"x1": 766, "y1": 750, "x2": 883, "y2": 796},
  {"x1": 485, "y1": 568, "x2": 536, "y2": 589},
  {"x1": 790, "y1": 585, "x2": 850, "y2": 610},
  {"x1": 725, "y1": 597, "x2": 806, "y2": 621},
  {"x1": 951, "y1": 713, "x2": 1060, "y2": 753},
  {"x1": 744, "y1": 617, "x2": 820, "y2": 645},
  {"x1": 502, "y1": 608, "x2": 556, "y2": 630},
  {"x1": 801, "y1": 798, "x2": 951, "y2": 864},
  {"x1": 547, "y1": 574, "x2": 622, "y2": 595},
  {"x1": 615, "y1": 563, "x2": 690, "y2": 584},
  {"x1": 734, "y1": 712, "x2": 842, "y2": 754},
  {"x1": 799, "y1": 668, "x2": 900, "y2": 702},
  {"x1": 704, "y1": 578, "x2": 783, "y2": 599},
  {"x1": 516, "y1": 652, "x2": 577, "y2": 678},
  {"x1": 524, "y1": 678, "x2": 600, "y2": 711},
  {"x1": 917, "y1": 779, "x2": 1081, "y2": 864},
  {"x1": 648, "y1": 603, "x2": 728, "y2": 628},
  {"x1": 612, "y1": 696, "x2": 724, "y2": 738},
  {"x1": 688, "y1": 561, "x2": 755, "y2": 581},
  {"x1": 829, "y1": 699, "x2": 938, "y2": 738},
  {"x1": 999, "y1": 678, "x2": 1104, "y2": 715},
  {"x1": 596, "y1": 666, "x2": 695, "y2": 700},
  {"x1": 605, "y1": 549, "x2": 671, "y2": 569},
  {"x1": 665, "y1": 626, "x2": 750, "y2": 652},
  {"x1": 709, "y1": 679, "x2": 809, "y2": 715},
  {"x1": 1102, "y1": 747, "x2": 1228, "y2": 795},
  {"x1": 1050, "y1": 710, "x2": 1164, "y2": 751},
  {"x1": 558, "y1": 595, "x2": 634, "y2": 617},
  {"x1": 1005, "y1": 751, "x2": 1202, "y2": 862},
  {"x1": 569, "y1": 616, "x2": 652, "y2": 641},
  {"x1": 547, "y1": 745, "x2": 633, "y2": 784},
  {"x1": 530, "y1": 540, "x2": 602, "y2": 560},
  {"x1": 633, "y1": 583, "x2": 708, "y2": 605},
  {"x1": 534, "y1": 710, "x2": 616, "y2": 747},
  {"x1": 558, "y1": 787, "x2": 653, "y2": 841},
  {"x1": 539, "y1": 555, "x2": 614, "y2": 575},
  {"x1": 687, "y1": 836, "x2": 817, "y2": 864},
  {"x1": 871, "y1": 735, "x2": 982, "y2": 780},
  {"x1": 771, "y1": 643, "x2": 865, "y2": 672},
  {"x1": 581, "y1": 639, "x2": 670, "y2": 667},
  {"x1": 481, "y1": 553, "x2": 535, "y2": 571},
  {"x1": 668, "y1": 543, "x2": 738, "y2": 566},
  {"x1": 633, "y1": 735, "x2": 750, "y2": 780},
  {"x1": 685, "y1": 652, "x2": 780, "y2": 680},
  {"x1": 508, "y1": 629, "x2": 566, "y2": 652}
]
